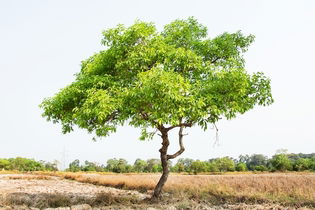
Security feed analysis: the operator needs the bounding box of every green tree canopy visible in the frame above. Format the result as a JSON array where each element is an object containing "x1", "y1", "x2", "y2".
[
  {"x1": 68, "y1": 159, "x2": 81, "y2": 172},
  {"x1": 212, "y1": 157, "x2": 235, "y2": 172},
  {"x1": 0, "y1": 159, "x2": 10, "y2": 170},
  {"x1": 40, "y1": 17, "x2": 272, "y2": 139},
  {"x1": 133, "y1": 159, "x2": 148, "y2": 172},
  {"x1": 40, "y1": 17, "x2": 273, "y2": 199},
  {"x1": 235, "y1": 162, "x2": 247, "y2": 172},
  {"x1": 270, "y1": 154, "x2": 292, "y2": 171}
]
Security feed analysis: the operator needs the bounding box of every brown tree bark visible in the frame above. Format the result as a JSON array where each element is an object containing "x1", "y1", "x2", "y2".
[
  {"x1": 151, "y1": 126, "x2": 186, "y2": 200},
  {"x1": 152, "y1": 130, "x2": 170, "y2": 199}
]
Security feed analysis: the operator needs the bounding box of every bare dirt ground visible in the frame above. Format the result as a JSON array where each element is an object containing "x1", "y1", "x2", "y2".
[
  {"x1": 0, "y1": 174, "x2": 148, "y2": 199},
  {"x1": 0, "y1": 174, "x2": 313, "y2": 210}
]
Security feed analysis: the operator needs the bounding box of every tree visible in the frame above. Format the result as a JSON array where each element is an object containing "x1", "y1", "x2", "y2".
[
  {"x1": 247, "y1": 154, "x2": 268, "y2": 170},
  {"x1": 238, "y1": 154, "x2": 250, "y2": 164},
  {"x1": 0, "y1": 159, "x2": 10, "y2": 170},
  {"x1": 106, "y1": 158, "x2": 119, "y2": 172},
  {"x1": 82, "y1": 160, "x2": 103, "y2": 172},
  {"x1": 8, "y1": 157, "x2": 44, "y2": 171},
  {"x1": 235, "y1": 162, "x2": 247, "y2": 171},
  {"x1": 146, "y1": 159, "x2": 162, "y2": 173},
  {"x1": 254, "y1": 165, "x2": 268, "y2": 171},
  {"x1": 270, "y1": 154, "x2": 292, "y2": 171},
  {"x1": 68, "y1": 159, "x2": 81, "y2": 172},
  {"x1": 171, "y1": 159, "x2": 185, "y2": 173},
  {"x1": 191, "y1": 160, "x2": 207, "y2": 174},
  {"x1": 207, "y1": 162, "x2": 219, "y2": 172},
  {"x1": 294, "y1": 158, "x2": 312, "y2": 171},
  {"x1": 177, "y1": 158, "x2": 194, "y2": 173},
  {"x1": 133, "y1": 159, "x2": 148, "y2": 172},
  {"x1": 40, "y1": 17, "x2": 273, "y2": 199},
  {"x1": 115, "y1": 158, "x2": 129, "y2": 173},
  {"x1": 42, "y1": 160, "x2": 59, "y2": 171},
  {"x1": 311, "y1": 157, "x2": 315, "y2": 171},
  {"x1": 212, "y1": 157, "x2": 235, "y2": 172}
]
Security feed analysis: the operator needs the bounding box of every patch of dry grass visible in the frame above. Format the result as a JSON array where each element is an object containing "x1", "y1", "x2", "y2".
[
  {"x1": 6, "y1": 175, "x2": 53, "y2": 180},
  {"x1": 48, "y1": 172, "x2": 315, "y2": 207},
  {"x1": 0, "y1": 192, "x2": 141, "y2": 209},
  {"x1": 0, "y1": 171, "x2": 20, "y2": 174}
]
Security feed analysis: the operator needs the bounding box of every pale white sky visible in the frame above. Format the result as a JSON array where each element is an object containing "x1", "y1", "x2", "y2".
[{"x1": 0, "y1": 0, "x2": 314, "y2": 167}]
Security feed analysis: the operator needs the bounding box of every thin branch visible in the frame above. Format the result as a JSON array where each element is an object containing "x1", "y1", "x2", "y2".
[
  {"x1": 211, "y1": 55, "x2": 228, "y2": 64},
  {"x1": 212, "y1": 123, "x2": 220, "y2": 147},
  {"x1": 211, "y1": 57, "x2": 220, "y2": 63},
  {"x1": 167, "y1": 126, "x2": 185, "y2": 160},
  {"x1": 104, "y1": 111, "x2": 118, "y2": 122}
]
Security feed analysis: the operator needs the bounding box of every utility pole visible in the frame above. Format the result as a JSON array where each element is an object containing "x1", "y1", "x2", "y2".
[{"x1": 60, "y1": 146, "x2": 68, "y2": 171}]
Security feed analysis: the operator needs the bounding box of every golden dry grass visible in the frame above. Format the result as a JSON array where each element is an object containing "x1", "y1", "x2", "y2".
[
  {"x1": 41, "y1": 172, "x2": 315, "y2": 207},
  {"x1": 0, "y1": 192, "x2": 141, "y2": 209},
  {"x1": 0, "y1": 170, "x2": 20, "y2": 174},
  {"x1": 6, "y1": 175, "x2": 53, "y2": 180}
]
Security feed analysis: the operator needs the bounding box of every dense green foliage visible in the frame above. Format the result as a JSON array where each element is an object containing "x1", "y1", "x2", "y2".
[
  {"x1": 0, "y1": 157, "x2": 58, "y2": 171},
  {"x1": 40, "y1": 17, "x2": 273, "y2": 140}
]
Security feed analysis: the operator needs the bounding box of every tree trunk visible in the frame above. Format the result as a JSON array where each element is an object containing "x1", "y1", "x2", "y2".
[
  {"x1": 152, "y1": 131, "x2": 170, "y2": 200},
  {"x1": 151, "y1": 126, "x2": 186, "y2": 200}
]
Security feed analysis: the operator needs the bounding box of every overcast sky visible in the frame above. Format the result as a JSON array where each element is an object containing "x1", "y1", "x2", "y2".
[{"x1": 1, "y1": 0, "x2": 314, "y2": 167}]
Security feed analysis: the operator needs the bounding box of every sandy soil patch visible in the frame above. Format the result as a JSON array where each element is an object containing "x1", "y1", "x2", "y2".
[{"x1": 0, "y1": 174, "x2": 148, "y2": 199}]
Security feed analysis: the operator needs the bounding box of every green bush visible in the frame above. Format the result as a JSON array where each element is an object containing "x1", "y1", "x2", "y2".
[
  {"x1": 235, "y1": 162, "x2": 247, "y2": 171},
  {"x1": 212, "y1": 157, "x2": 235, "y2": 172},
  {"x1": 254, "y1": 165, "x2": 268, "y2": 171},
  {"x1": 294, "y1": 158, "x2": 312, "y2": 171},
  {"x1": 0, "y1": 159, "x2": 10, "y2": 170},
  {"x1": 270, "y1": 154, "x2": 292, "y2": 171}
]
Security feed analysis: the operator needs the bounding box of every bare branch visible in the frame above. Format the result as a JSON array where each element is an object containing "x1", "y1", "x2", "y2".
[
  {"x1": 212, "y1": 123, "x2": 220, "y2": 147},
  {"x1": 167, "y1": 126, "x2": 185, "y2": 160}
]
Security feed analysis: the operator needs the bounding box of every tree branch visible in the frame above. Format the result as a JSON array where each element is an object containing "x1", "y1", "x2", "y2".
[
  {"x1": 167, "y1": 126, "x2": 185, "y2": 160},
  {"x1": 106, "y1": 111, "x2": 118, "y2": 121},
  {"x1": 139, "y1": 110, "x2": 160, "y2": 127},
  {"x1": 211, "y1": 57, "x2": 220, "y2": 63},
  {"x1": 165, "y1": 122, "x2": 192, "y2": 131},
  {"x1": 211, "y1": 55, "x2": 230, "y2": 64}
]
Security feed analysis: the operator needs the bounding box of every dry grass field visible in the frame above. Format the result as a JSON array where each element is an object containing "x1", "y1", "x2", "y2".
[
  {"x1": 45, "y1": 172, "x2": 315, "y2": 207},
  {"x1": 1, "y1": 172, "x2": 315, "y2": 209}
]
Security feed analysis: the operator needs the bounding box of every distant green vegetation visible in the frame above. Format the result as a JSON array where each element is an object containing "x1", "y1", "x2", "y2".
[
  {"x1": 1, "y1": 152, "x2": 314, "y2": 173},
  {"x1": 67, "y1": 152, "x2": 315, "y2": 173},
  {"x1": 0, "y1": 157, "x2": 58, "y2": 171}
]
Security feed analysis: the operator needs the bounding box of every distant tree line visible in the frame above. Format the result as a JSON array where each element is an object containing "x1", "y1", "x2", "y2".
[
  {"x1": 0, "y1": 157, "x2": 58, "y2": 171},
  {"x1": 67, "y1": 152, "x2": 315, "y2": 174},
  {"x1": 1, "y1": 153, "x2": 315, "y2": 173}
]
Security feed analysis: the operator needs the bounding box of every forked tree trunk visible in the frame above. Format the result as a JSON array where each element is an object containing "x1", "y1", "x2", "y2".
[{"x1": 151, "y1": 126, "x2": 186, "y2": 200}]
